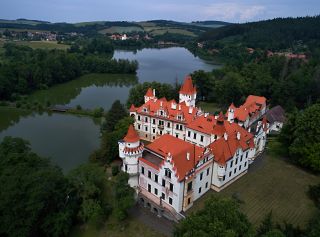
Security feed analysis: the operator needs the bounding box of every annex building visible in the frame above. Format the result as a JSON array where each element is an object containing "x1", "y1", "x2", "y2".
[{"x1": 118, "y1": 76, "x2": 280, "y2": 222}]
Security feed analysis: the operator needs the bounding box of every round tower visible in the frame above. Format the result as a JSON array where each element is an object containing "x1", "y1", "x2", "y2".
[{"x1": 118, "y1": 125, "x2": 144, "y2": 188}]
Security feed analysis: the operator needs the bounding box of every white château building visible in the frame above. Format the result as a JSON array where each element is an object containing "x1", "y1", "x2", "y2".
[{"x1": 119, "y1": 75, "x2": 273, "y2": 222}]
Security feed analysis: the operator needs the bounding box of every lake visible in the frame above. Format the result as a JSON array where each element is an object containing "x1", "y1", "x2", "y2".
[{"x1": 0, "y1": 47, "x2": 218, "y2": 171}]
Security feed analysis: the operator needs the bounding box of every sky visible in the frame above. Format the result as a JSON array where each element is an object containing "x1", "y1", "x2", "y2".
[{"x1": 1, "y1": 0, "x2": 319, "y2": 23}]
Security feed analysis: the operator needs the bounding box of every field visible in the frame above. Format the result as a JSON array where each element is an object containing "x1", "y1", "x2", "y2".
[
  {"x1": 0, "y1": 40, "x2": 69, "y2": 50},
  {"x1": 149, "y1": 28, "x2": 196, "y2": 37},
  {"x1": 13, "y1": 41, "x2": 70, "y2": 50},
  {"x1": 99, "y1": 26, "x2": 143, "y2": 34},
  {"x1": 188, "y1": 138, "x2": 320, "y2": 227}
]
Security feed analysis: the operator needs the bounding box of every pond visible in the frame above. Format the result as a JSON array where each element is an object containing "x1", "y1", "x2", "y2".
[
  {"x1": 0, "y1": 107, "x2": 100, "y2": 172},
  {"x1": 0, "y1": 47, "x2": 218, "y2": 171}
]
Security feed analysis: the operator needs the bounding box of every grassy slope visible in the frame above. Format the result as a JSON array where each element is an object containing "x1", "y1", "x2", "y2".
[
  {"x1": 189, "y1": 138, "x2": 320, "y2": 227},
  {"x1": 14, "y1": 41, "x2": 70, "y2": 50}
]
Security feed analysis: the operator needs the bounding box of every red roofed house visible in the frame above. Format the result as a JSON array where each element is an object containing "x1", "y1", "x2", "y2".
[
  {"x1": 226, "y1": 95, "x2": 267, "y2": 129},
  {"x1": 130, "y1": 76, "x2": 202, "y2": 142},
  {"x1": 120, "y1": 75, "x2": 276, "y2": 221}
]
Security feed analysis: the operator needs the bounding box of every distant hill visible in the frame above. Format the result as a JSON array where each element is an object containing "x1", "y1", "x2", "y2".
[
  {"x1": 198, "y1": 16, "x2": 320, "y2": 51},
  {"x1": 191, "y1": 20, "x2": 232, "y2": 28}
]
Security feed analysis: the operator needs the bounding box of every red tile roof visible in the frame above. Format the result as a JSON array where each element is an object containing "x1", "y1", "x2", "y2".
[
  {"x1": 146, "y1": 134, "x2": 204, "y2": 181},
  {"x1": 227, "y1": 95, "x2": 266, "y2": 122},
  {"x1": 179, "y1": 76, "x2": 196, "y2": 95},
  {"x1": 145, "y1": 88, "x2": 154, "y2": 97},
  {"x1": 209, "y1": 127, "x2": 254, "y2": 165},
  {"x1": 135, "y1": 97, "x2": 199, "y2": 124},
  {"x1": 123, "y1": 125, "x2": 140, "y2": 143}
]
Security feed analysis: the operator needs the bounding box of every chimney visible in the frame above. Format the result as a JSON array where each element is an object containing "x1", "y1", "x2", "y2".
[
  {"x1": 188, "y1": 106, "x2": 193, "y2": 114},
  {"x1": 179, "y1": 105, "x2": 181, "y2": 111},
  {"x1": 186, "y1": 152, "x2": 190, "y2": 161},
  {"x1": 160, "y1": 101, "x2": 163, "y2": 107},
  {"x1": 224, "y1": 132, "x2": 228, "y2": 141},
  {"x1": 153, "y1": 89, "x2": 156, "y2": 97},
  {"x1": 204, "y1": 113, "x2": 209, "y2": 118},
  {"x1": 236, "y1": 132, "x2": 241, "y2": 140}
]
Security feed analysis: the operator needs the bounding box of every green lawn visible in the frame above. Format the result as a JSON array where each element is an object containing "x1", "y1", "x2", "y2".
[
  {"x1": 196, "y1": 101, "x2": 221, "y2": 114},
  {"x1": 188, "y1": 138, "x2": 320, "y2": 228},
  {"x1": 69, "y1": 216, "x2": 164, "y2": 237}
]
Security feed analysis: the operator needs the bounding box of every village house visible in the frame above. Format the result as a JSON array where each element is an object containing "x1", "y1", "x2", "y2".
[{"x1": 120, "y1": 75, "x2": 277, "y2": 222}]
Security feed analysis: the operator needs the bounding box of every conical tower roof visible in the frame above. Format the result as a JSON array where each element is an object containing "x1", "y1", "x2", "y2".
[{"x1": 124, "y1": 125, "x2": 140, "y2": 143}]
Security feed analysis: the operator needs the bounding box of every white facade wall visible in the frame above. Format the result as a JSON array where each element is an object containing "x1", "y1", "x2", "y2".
[
  {"x1": 185, "y1": 128, "x2": 212, "y2": 147},
  {"x1": 211, "y1": 148, "x2": 250, "y2": 189},
  {"x1": 269, "y1": 122, "x2": 283, "y2": 132},
  {"x1": 179, "y1": 93, "x2": 196, "y2": 107},
  {"x1": 193, "y1": 161, "x2": 213, "y2": 201},
  {"x1": 139, "y1": 156, "x2": 184, "y2": 213}
]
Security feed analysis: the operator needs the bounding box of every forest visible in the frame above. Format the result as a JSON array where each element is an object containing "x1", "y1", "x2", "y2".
[
  {"x1": 0, "y1": 39, "x2": 138, "y2": 100},
  {"x1": 199, "y1": 16, "x2": 320, "y2": 51}
]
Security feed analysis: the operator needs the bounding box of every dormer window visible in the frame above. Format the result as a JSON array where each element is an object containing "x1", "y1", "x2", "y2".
[
  {"x1": 177, "y1": 115, "x2": 182, "y2": 120},
  {"x1": 165, "y1": 168, "x2": 172, "y2": 179},
  {"x1": 160, "y1": 111, "x2": 163, "y2": 116},
  {"x1": 143, "y1": 107, "x2": 148, "y2": 113}
]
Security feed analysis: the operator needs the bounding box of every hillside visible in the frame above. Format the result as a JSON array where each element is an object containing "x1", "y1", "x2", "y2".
[
  {"x1": 0, "y1": 19, "x2": 228, "y2": 38},
  {"x1": 199, "y1": 16, "x2": 320, "y2": 51}
]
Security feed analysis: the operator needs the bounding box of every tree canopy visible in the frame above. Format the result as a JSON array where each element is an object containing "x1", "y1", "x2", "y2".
[
  {"x1": 0, "y1": 137, "x2": 76, "y2": 237},
  {"x1": 174, "y1": 197, "x2": 253, "y2": 237}
]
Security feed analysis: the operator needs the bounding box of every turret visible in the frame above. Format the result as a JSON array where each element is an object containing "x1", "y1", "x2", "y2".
[
  {"x1": 227, "y1": 103, "x2": 236, "y2": 122},
  {"x1": 179, "y1": 76, "x2": 197, "y2": 107},
  {"x1": 118, "y1": 125, "x2": 144, "y2": 188},
  {"x1": 144, "y1": 88, "x2": 156, "y2": 103}
]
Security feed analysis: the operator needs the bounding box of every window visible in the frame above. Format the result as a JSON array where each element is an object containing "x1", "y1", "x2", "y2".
[
  {"x1": 148, "y1": 184, "x2": 151, "y2": 192},
  {"x1": 206, "y1": 168, "x2": 210, "y2": 176},
  {"x1": 200, "y1": 135, "x2": 204, "y2": 142},
  {"x1": 169, "y1": 197, "x2": 173, "y2": 205},
  {"x1": 154, "y1": 188, "x2": 158, "y2": 195},
  {"x1": 167, "y1": 122, "x2": 171, "y2": 128},
  {"x1": 125, "y1": 164, "x2": 128, "y2": 171},
  {"x1": 138, "y1": 115, "x2": 141, "y2": 121},
  {"x1": 138, "y1": 124, "x2": 141, "y2": 129},
  {"x1": 160, "y1": 130, "x2": 163, "y2": 135},
  {"x1": 205, "y1": 182, "x2": 208, "y2": 188},
  {"x1": 145, "y1": 117, "x2": 148, "y2": 122},
  {"x1": 234, "y1": 168, "x2": 236, "y2": 174},
  {"x1": 165, "y1": 169, "x2": 172, "y2": 178},
  {"x1": 152, "y1": 119, "x2": 155, "y2": 124},
  {"x1": 154, "y1": 174, "x2": 158, "y2": 183},
  {"x1": 235, "y1": 158, "x2": 238, "y2": 165},
  {"x1": 162, "y1": 179, "x2": 165, "y2": 187},
  {"x1": 198, "y1": 187, "x2": 202, "y2": 194},
  {"x1": 240, "y1": 155, "x2": 243, "y2": 162},
  {"x1": 145, "y1": 126, "x2": 148, "y2": 132},
  {"x1": 246, "y1": 152, "x2": 248, "y2": 158},
  {"x1": 160, "y1": 111, "x2": 163, "y2": 116},
  {"x1": 176, "y1": 134, "x2": 179, "y2": 138},
  {"x1": 193, "y1": 132, "x2": 197, "y2": 139},
  {"x1": 200, "y1": 172, "x2": 203, "y2": 181},
  {"x1": 229, "y1": 171, "x2": 232, "y2": 177},
  {"x1": 239, "y1": 165, "x2": 242, "y2": 171},
  {"x1": 244, "y1": 162, "x2": 247, "y2": 167},
  {"x1": 187, "y1": 182, "x2": 192, "y2": 192},
  {"x1": 223, "y1": 175, "x2": 226, "y2": 181},
  {"x1": 161, "y1": 193, "x2": 165, "y2": 200},
  {"x1": 148, "y1": 170, "x2": 151, "y2": 179},
  {"x1": 169, "y1": 183, "x2": 173, "y2": 192},
  {"x1": 230, "y1": 161, "x2": 233, "y2": 168},
  {"x1": 188, "y1": 131, "x2": 191, "y2": 137},
  {"x1": 141, "y1": 166, "x2": 145, "y2": 174},
  {"x1": 187, "y1": 198, "x2": 191, "y2": 205}
]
